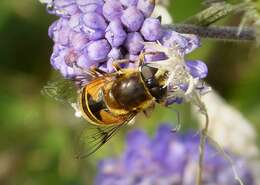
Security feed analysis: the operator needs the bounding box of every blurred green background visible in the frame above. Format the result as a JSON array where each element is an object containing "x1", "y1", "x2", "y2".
[{"x1": 0, "y1": 0, "x2": 259, "y2": 185}]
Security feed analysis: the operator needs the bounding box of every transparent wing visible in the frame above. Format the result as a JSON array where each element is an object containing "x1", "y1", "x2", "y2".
[
  {"x1": 41, "y1": 67, "x2": 111, "y2": 104},
  {"x1": 41, "y1": 78, "x2": 78, "y2": 104},
  {"x1": 75, "y1": 113, "x2": 136, "y2": 159}
]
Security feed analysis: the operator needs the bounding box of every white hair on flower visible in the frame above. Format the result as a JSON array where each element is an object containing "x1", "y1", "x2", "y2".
[{"x1": 143, "y1": 42, "x2": 208, "y2": 109}]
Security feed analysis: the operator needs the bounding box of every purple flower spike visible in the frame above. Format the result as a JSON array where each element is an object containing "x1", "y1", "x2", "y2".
[
  {"x1": 103, "y1": 1, "x2": 123, "y2": 21},
  {"x1": 185, "y1": 60, "x2": 208, "y2": 79},
  {"x1": 105, "y1": 20, "x2": 127, "y2": 47},
  {"x1": 95, "y1": 124, "x2": 255, "y2": 185},
  {"x1": 82, "y1": 12, "x2": 107, "y2": 40},
  {"x1": 121, "y1": 7, "x2": 144, "y2": 32},
  {"x1": 137, "y1": 0, "x2": 155, "y2": 17},
  {"x1": 141, "y1": 18, "x2": 162, "y2": 41},
  {"x1": 85, "y1": 39, "x2": 111, "y2": 63},
  {"x1": 120, "y1": 0, "x2": 138, "y2": 7},
  {"x1": 44, "y1": 0, "x2": 205, "y2": 82},
  {"x1": 125, "y1": 32, "x2": 144, "y2": 55}
]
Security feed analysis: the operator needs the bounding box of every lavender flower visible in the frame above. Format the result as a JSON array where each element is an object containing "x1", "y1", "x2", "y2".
[
  {"x1": 96, "y1": 124, "x2": 255, "y2": 185},
  {"x1": 43, "y1": 0, "x2": 209, "y2": 106}
]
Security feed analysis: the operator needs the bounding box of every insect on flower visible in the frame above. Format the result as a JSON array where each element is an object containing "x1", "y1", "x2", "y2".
[
  {"x1": 40, "y1": 0, "x2": 209, "y2": 160},
  {"x1": 42, "y1": 41, "x2": 209, "y2": 159}
]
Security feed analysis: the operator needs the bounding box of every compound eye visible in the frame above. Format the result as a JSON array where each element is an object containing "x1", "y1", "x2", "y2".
[
  {"x1": 140, "y1": 64, "x2": 158, "y2": 80},
  {"x1": 146, "y1": 78, "x2": 157, "y2": 88}
]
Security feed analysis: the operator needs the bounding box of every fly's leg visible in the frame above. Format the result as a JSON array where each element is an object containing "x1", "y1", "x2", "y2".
[{"x1": 112, "y1": 59, "x2": 130, "y2": 73}]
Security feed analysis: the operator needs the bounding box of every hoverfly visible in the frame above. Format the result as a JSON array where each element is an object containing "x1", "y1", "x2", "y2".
[{"x1": 42, "y1": 44, "x2": 189, "y2": 158}]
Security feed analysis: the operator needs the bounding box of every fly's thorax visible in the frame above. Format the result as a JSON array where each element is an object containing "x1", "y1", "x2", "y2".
[{"x1": 110, "y1": 72, "x2": 154, "y2": 111}]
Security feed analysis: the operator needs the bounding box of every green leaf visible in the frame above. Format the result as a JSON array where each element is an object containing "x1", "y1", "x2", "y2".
[{"x1": 184, "y1": 2, "x2": 249, "y2": 26}]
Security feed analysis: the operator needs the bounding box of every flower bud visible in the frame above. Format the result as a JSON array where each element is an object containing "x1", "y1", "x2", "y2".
[
  {"x1": 77, "y1": 54, "x2": 96, "y2": 68},
  {"x1": 125, "y1": 32, "x2": 144, "y2": 55},
  {"x1": 141, "y1": 18, "x2": 162, "y2": 41},
  {"x1": 137, "y1": 0, "x2": 155, "y2": 17},
  {"x1": 105, "y1": 20, "x2": 127, "y2": 47},
  {"x1": 49, "y1": 18, "x2": 71, "y2": 46},
  {"x1": 51, "y1": 45, "x2": 79, "y2": 77},
  {"x1": 82, "y1": 12, "x2": 107, "y2": 40},
  {"x1": 103, "y1": 1, "x2": 123, "y2": 21},
  {"x1": 68, "y1": 13, "x2": 81, "y2": 32},
  {"x1": 69, "y1": 32, "x2": 89, "y2": 51},
  {"x1": 121, "y1": 7, "x2": 144, "y2": 32},
  {"x1": 85, "y1": 39, "x2": 111, "y2": 63},
  {"x1": 185, "y1": 60, "x2": 208, "y2": 79}
]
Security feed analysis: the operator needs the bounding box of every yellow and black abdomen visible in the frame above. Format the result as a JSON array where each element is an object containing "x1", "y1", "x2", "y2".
[{"x1": 79, "y1": 77, "x2": 129, "y2": 126}]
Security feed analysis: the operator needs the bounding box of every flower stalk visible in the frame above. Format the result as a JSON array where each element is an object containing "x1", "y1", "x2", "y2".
[
  {"x1": 164, "y1": 24, "x2": 256, "y2": 42},
  {"x1": 196, "y1": 109, "x2": 209, "y2": 185}
]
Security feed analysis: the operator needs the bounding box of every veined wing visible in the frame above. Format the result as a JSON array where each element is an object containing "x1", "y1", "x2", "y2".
[
  {"x1": 41, "y1": 78, "x2": 78, "y2": 104},
  {"x1": 74, "y1": 113, "x2": 136, "y2": 159}
]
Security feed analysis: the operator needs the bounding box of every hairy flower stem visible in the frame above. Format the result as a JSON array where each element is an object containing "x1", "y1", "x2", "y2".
[
  {"x1": 196, "y1": 110, "x2": 209, "y2": 185},
  {"x1": 190, "y1": 91, "x2": 210, "y2": 185},
  {"x1": 164, "y1": 24, "x2": 256, "y2": 42}
]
